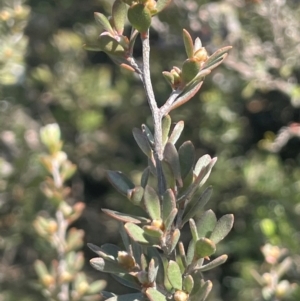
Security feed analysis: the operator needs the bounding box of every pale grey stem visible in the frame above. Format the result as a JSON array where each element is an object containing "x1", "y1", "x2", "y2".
[{"x1": 141, "y1": 32, "x2": 166, "y2": 195}]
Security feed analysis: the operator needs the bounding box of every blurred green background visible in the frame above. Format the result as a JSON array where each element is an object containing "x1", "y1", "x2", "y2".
[{"x1": 1, "y1": 0, "x2": 300, "y2": 300}]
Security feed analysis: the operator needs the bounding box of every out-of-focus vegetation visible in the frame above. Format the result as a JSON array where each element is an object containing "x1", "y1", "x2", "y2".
[{"x1": 0, "y1": 0, "x2": 300, "y2": 301}]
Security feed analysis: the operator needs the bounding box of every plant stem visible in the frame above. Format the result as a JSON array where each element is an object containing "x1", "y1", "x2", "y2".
[{"x1": 141, "y1": 32, "x2": 166, "y2": 196}]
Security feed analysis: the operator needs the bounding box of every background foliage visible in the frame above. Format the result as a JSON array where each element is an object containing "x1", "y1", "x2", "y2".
[{"x1": 0, "y1": 0, "x2": 300, "y2": 300}]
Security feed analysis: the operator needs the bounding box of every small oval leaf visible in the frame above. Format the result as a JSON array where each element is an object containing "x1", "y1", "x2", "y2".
[
  {"x1": 210, "y1": 214, "x2": 234, "y2": 244},
  {"x1": 167, "y1": 260, "x2": 182, "y2": 290}
]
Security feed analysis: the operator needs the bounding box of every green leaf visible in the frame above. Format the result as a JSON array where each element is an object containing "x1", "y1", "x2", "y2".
[
  {"x1": 90, "y1": 257, "x2": 127, "y2": 274},
  {"x1": 186, "y1": 240, "x2": 194, "y2": 265},
  {"x1": 144, "y1": 185, "x2": 161, "y2": 220},
  {"x1": 179, "y1": 157, "x2": 216, "y2": 204},
  {"x1": 196, "y1": 210, "x2": 217, "y2": 239},
  {"x1": 143, "y1": 225, "x2": 163, "y2": 238},
  {"x1": 183, "y1": 29, "x2": 194, "y2": 59},
  {"x1": 194, "y1": 238, "x2": 216, "y2": 259},
  {"x1": 146, "y1": 247, "x2": 165, "y2": 284},
  {"x1": 181, "y1": 186, "x2": 213, "y2": 226},
  {"x1": 167, "y1": 260, "x2": 182, "y2": 290},
  {"x1": 169, "y1": 81, "x2": 203, "y2": 113},
  {"x1": 132, "y1": 128, "x2": 152, "y2": 158},
  {"x1": 162, "y1": 115, "x2": 172, "y2": 146},
  {"x1": 210, "y1": 214, "x2": 234, "y2": 244},
  {"x1": 141, "y1": 167, "x2": 150, "y2": 188},
  {"x1": 183, "y1": 275, "x2": 194, "y2": 294},
  {"x1": 146, "y1": 288, "x2": 167, "y2": 301},
  {"x1": 202, "y1": 46, "x2": 232, "y2": 70},
  {"x1": 168, "y1": 121, "x2": 184, "y2": 145},
  {"x1": 94, "y1": 12, "x2": 114, "y2": 34},
  {"x1": 102, "y1": 209, "x2": 149, "y2": 224},
  {"x1": 198, "y1": 255, "x2": 228, "y2": 272},
  {"x1": 190, "y1": 280, "x2": 212, "y2": 301},
  {"x1": 106, "y1": 293, "x2": 144, "y2": 301},
  {"x1": 106, "y1": 170, "x2": 135, "y2": 196},
  {"x1": 111, "y1": 273, "x2": 140, "y2": 290},
  {"x1": 87, "y1": 243, "x2": 116, "y2": 261},
  {"x1": 98, "y1": 34, "x2": 126, "y2": 56},
  {"x1": 189, "y1": 219, "x2": 199, "y2": 242},
  {"x1": 169, "y1": 228, "x2": 180, "y2": 254},
  {"x1": 148, "y1": 258, "x2": 159, "y2": 283},
  {"x1": 178, "y1": 242, "x2": 188, "y2": 268},
  {"x1": 164, "y1": 143, "x2": 182, "y2": 187},
  {"x1": 128, "y1": 186, "x2": 144, "y2": 206},
  {"x1": 179, "y1": 141, "x2": 195, "y2": 180},
  {"x1": 112, "y1": 0, "x2": 127, "y2": 35},
  {"x1": 162, "y1": 161, "x2": 176, "y2": 190},
  {"x1": 124, "y1": 223, "x2": 150, "y2": 245},
  {"x1": 164, "y1": 208, "x2": 178, "y2": 231},
  {"x1": 142, "y1": 124, "x2": 154, "y2": 146},
  {"x1": 119, "y1": 224, "x2": 130, "y2": 252},
  {"x1": 162, "y1": 189, "x2": 176, "y2": 222}
]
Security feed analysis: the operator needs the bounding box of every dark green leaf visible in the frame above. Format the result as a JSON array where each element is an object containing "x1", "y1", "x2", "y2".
[
  {"x1": 162, "y1": 161, "x2": 176, "y2": 190},
  {"x1": 132, "y1": 128, "x2": 152, "y2": 158},
  {"x1": 179, "y1": 141, "x2": 195, "y2": 180},
  {"x1": 102, "y1": 209, "x2": 149, "y2": 224},
  {"x1": 87, "y1": 243, "x2": 116, "y2": 261},
  {"x1": 144, "y1": 185, "x2": 161, "y2": 220},
  {"x1": 141, "y1": 167, "x2": 150, "y2": 188},
  {"x1": 142, "y1": 124, "x2": 154, "y2": 146},
  {"x1": 106, "y1": 170, "x2": 135, "y2": 196},
  {"x1": 111, "y1": 273, "x2": 140, "y2": 290},
  {"x1": 162, "y1": 189, "x2": 176, "y2": 222},
  {"x1": 181, "y1": 186, "x2": 213, "y2": 226},
  {"x1": 164, "y1": 142, "x2": 182, "y2": 187},
  {"x1": 106, "y1": 293, "x2": 144, "y2": 301},
  {"x1": 90, "y1": 257, "x2": 127, "y2": 274}
]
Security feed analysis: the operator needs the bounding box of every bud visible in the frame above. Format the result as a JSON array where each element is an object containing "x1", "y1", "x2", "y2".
[
  {"x1": 174, "y1": 290, "x2": 189, "y2": 301},
  {"x1": 117, "y1": 251, "x2": 136, "y2": 270},
  {"x1": 151, "y1": 219, "x2": 165, "y2": 231},
  {"x1": 128, "y1": 4, "x2": 152, "y2": 33}
]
